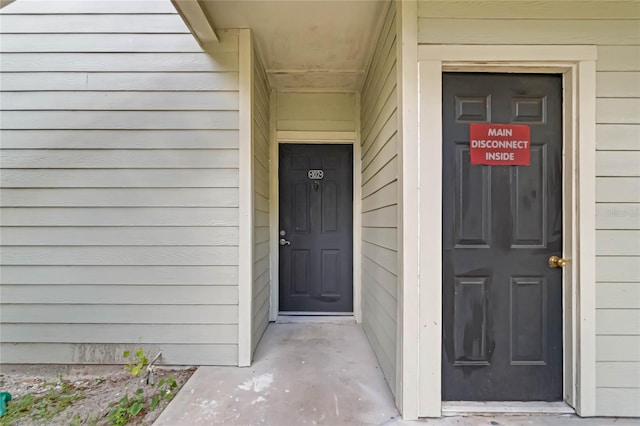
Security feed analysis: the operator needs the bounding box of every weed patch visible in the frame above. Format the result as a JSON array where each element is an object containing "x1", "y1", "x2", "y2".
[
  {"x1": 0, "y1": 363, "x2": 194, "y2": 426},
  {"x1": 106, "y1": 350, "x2": 178, "y2": 426},
  {"x1": 0, "y1": 377, "x2": 84, "y2": 426}
]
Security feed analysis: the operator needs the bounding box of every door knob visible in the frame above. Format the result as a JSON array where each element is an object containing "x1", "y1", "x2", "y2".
[
  {"x1": 279, "y1": 238, "x2": 291, "y2": 246},
  {"x1": 548, "y1": 256, "x2": 567, "y2": 268}
]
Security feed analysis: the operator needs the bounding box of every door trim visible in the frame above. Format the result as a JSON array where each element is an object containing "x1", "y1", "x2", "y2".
[
  {"x1": 237, "y1": 29, "x2": 253, "y2": 367},
  {"x1": 416, "y1": 45, "x2": 597, "y2": 417},
  {"x1": 268, "y1": 123, "x2": 362, "y2": 323}
]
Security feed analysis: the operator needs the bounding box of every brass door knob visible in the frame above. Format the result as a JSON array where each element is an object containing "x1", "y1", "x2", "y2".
[{"x1": 548, "y1": 256, "x2": 567, "y2": 268}]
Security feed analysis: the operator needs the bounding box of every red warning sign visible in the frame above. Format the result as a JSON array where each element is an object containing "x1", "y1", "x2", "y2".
[{"x1": 469, "y1": 123, "x2": 531, "y2": 166}]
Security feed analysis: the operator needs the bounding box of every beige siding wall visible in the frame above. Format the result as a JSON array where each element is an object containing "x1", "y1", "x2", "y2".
[
  {"x1": 0, "y1": 1, "x2": 240, "y2": 365},
  {"x1": 276, "y1": 92, "x2": 356, "y2": 132},
  {"x1": 419, "y1": 0, "x2": 640, "y2": 416},
  {"x1": 360, "y1": 2, "x2": 399, "y2": 396},
  {"x1": 252, "y1": 48, "x2": 271, "y2": 353}
]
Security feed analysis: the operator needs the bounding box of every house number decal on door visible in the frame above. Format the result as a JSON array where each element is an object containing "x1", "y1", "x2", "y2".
[
  {"x1": 469, "y1": 123, "x2": 531, "y2": 166},
  {"x1": 308, "y1": 170, "x2": 324, "y2": 179}
]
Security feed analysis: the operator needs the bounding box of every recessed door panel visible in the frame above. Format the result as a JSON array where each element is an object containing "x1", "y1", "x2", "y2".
[
  {"x1": 511, "y1": 276, "x2": 547, "y2": 364},
  {"x1": 321, "y1": 250, "x2": 339, "y2": 296},
  {"x1": 294, "y1": 183, "x2": 309, "y2": 234},
  {"x1": 511, "y1": 145, "x2": 547, "y2": 248},
  {"x1": 453, "y1": 276, "x2": 489, "y2": 366},
  {"x1": 322, "y1": 182, "x2": 338, "y2": 233},
  {"x1": 512, "y1": 96, "x2": 547, "y2": 123},
  {"x1": 291, "y1": 250, "x2": 310, "y2": 295},
  {"x1": 455, "y1": 95, "x2": 491, "y2": 122},
  {"x1": 442, "y1": 73, "x2": 563, "y2": 401},
  {"x1": 455, "y1": 144, "x2": 492, "y2": 247}
]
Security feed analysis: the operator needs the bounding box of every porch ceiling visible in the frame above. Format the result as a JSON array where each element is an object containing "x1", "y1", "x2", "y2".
[{"x1": 200, "y1": 0, "x2": 388, "y2": 91}]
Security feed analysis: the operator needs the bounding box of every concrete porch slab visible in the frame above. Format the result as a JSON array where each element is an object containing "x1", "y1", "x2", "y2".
[
  {"x1": 155, "y1": 322, "x2": 639, "y2": 425},
  {"x1": 154, "y1": 323, "x2": 400, "y2": 425}
]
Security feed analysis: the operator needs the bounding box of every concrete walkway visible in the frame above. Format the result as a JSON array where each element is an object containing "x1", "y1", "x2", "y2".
[
  {"x1": 154, "y1": 323, "x2": 639, "y2": 426},
  {"x1": 154, "y1": 322, "x2": 399, "y2": 425}
]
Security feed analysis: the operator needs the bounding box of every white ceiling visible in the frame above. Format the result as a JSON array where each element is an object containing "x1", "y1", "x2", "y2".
[{"x1": 201, "y1": 0, "x2": 388, "y2": 91}]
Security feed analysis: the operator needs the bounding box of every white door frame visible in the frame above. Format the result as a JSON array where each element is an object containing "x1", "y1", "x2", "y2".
[
  {"x1": 415, "y1": 45, "x2": 597, "y2": 418},
  {"x1": 268, "y1": 121, "x2": 363, "y2": 322}
]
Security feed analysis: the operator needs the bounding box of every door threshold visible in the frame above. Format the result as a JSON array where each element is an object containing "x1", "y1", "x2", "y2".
[
  {"x1": 279, "y1": 311, "x2": 353, "y2": 316},
  {"x1": 442, "y1": 401, "x2": 575, "y2": 416},
  {"x1": 276, "y1": 314, "x2": 355, "y2": 324}
]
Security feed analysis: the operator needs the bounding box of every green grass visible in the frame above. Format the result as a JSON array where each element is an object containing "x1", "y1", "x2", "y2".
[{"x1": 0, "y1": 378, "x2": 84, "y2": 426}]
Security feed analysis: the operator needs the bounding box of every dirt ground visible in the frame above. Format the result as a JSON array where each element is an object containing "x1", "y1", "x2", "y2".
[{"x1": 0, "y1": 364, "x2": 195, "y2": 426}]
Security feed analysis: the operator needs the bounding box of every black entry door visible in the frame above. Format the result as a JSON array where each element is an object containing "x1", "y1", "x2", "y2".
[
  {"x1": 279, "y1": 144, "x2": 353, "y2": 312},
  {"x1": 442, "y1": 73, "x2": 563, "y2": 401}
]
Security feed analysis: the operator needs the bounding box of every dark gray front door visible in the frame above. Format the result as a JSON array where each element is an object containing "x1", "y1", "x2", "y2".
[
  {"x1": 279, "y1": 144, "x2": 353, "y2": 312},
  {"x1": 442, "y1": 73, "x2": 563, "y2": 401}
]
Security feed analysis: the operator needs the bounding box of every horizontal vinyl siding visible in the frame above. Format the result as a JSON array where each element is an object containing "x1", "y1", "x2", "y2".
[
  {"x1": 0, "y1": 1, "x2": 240, "y2": 365},
  {"x1": 1, "y1": 344, "x2": 237, "y2": 365},
  {"x1": 1, "y1": 1, "x2": 176, "y2": 14},
  {"x1": 276, "y1": 92, "x2": 356, "y2": 132},
  {"x1": 252, "y1": 46, "x2": 271, "y2": 354},
  {"x1": 419, "y1": 0, "x2": 640, "y2": 416},
  {"x1": 360, "y1": 1, "x2": 398, "y2": 396}
]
